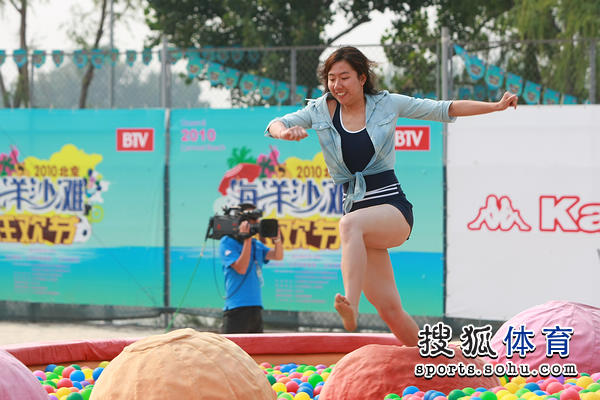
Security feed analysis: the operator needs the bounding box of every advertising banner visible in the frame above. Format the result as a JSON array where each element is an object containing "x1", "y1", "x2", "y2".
[
  {"x1": 169, "y1": 108, "x2": 445, "y2": 316},
  {"x1": 0, "y1": 110, "x2": 165, "y2": 307},
  {"x1": 446, "y1": 106, "x2": 600, "y2": 320}
]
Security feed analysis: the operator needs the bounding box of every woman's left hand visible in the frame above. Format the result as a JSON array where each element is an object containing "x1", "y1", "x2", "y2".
[{"x1": 496, "y1": 91, "x2": 518, "y2": 111}]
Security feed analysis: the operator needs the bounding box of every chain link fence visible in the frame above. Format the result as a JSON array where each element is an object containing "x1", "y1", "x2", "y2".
[{"x1": 0, "y1": 37, "x2": 597, "y2": 109}]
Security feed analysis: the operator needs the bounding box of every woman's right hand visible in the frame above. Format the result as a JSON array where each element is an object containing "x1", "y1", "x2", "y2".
[{"x1": 279, "y1": 126, "x2": 308, "y2": 141}]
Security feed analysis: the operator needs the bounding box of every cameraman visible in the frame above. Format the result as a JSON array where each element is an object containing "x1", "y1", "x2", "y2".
[{"x1": 218, "y1": 203, "x2": 283, "y2": 333}]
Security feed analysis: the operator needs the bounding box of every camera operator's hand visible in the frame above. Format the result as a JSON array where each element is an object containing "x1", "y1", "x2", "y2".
[{"x1": 239, "y1": 220, "x2": 251, "y2": 236}]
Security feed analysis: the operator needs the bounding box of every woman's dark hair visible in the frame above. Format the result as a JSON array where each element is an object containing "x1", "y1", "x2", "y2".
[{"x1": 318, "y1": 46, "x2": 378, "y2": 95}]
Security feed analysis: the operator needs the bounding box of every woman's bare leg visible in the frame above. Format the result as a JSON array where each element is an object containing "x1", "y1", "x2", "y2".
[
  {"x1": 334, "y1": 204, "x2": 412, "y2": 333},
  {"x1": 362, "y1": 247, "x2": 419, "y2": 346}
]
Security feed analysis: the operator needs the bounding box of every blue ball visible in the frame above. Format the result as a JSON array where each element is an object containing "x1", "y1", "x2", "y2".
[
  {"x1": 45, "y1": 364, "x2": 57, "y2": 372},
  {"x1": 425, "y1": 390, "x2": 439, "y2": 400},
  {"x1": 534, "y1": 390, "x2": 547, "y2": 396},
  {"x1": 404, "y1": 386, "x2": 420, "y2": 396},
  {"x1": 292, "y1": 378, "x2": 303, "y2": 384},
  {"x1": 298, "y1": 386, "x2": 314, "y2": 397},
  {"x1": 92, "y1": 367, "x2": 104, "y2": 381},
  {"x1": 524, "y1": 383, "x2": 541, "y2": 392},
  {"x1": 72, "y1": 381, "x2": 83, "y2": 390},
  {"x1": 70, "y1": 370, "x2": 86, "y2": 382},
  {"x1": 476, "y1": 388, "x2": 488, "y2": 392}
]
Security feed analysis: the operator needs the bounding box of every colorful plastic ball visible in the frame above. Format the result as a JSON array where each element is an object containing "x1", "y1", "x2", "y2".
[
  {"x1": 480, "y1": 392, "x2": 499, "y2": 400},
  {"x1": 53, "y1": 366, "x2": 65, "y2": 376},
  {"x1": 272, "y1": 382, "x2": 286, "y2": 393},
  {"x1": 386, "y1": 395, "x2": 402, "y2": 399},
  {"x1": 286, "y1": 381, "x2": 299, "y2": 393},
  {"x1": 308, "y1": 373, "x2": 323, "y2": 387},
  {"x1": 45, "y1": 364, "x2": 57, "y2": 372},
  {"x1": 560, "y1": 388, "x2": 581, "y2": 400},
  {"x1": 97, "y1": 361, "x2": 110, "y2": 368},
  {"x1": 69, "y1": 370, "x2": 86, "y2": 382},
  {"x1": 526, "y1": 384, "x2": 542, "y2": 392},
  {"x1": 588, "y1": 384, "x2": 600, "y2": 392},
  {"x1": 62, "y1": 366, "x2": 76, "y2": 378},
  {"x1": 547, "y1": 383, "x2": 566, "y2": 395},
  {"x1": 56, "y1": 378, "x2": 73, "y2": 389},
  {"x1": 72, "y1": 381, "x2": 83, "y2": 390},
  {"x1": 92, "y1": 367, "x2": 103, "y2": 381},
  {"x1": 450, "y1": 390, "x2": 468, "y2": 400},
  {"x1": 294, "y1": 392, "x2": 310, "y2": 400},
  {"x1": 55, "y1": 387, "x2": 73, "y2": 398},
  {"x1": 67, "y1": 393, "x2": 85, "y2": 400},
  {"x1": 404, "y1": 386, "x2": 421, "y2": 396},
  {"x1": 578, "y1": 377, "x2": 594, "y2": 389}
]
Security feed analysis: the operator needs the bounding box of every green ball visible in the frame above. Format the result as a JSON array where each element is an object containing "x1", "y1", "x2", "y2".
[
  {"x1": 297, "y1": 365, "x2": 306, "y2": 373},
  {"x1": 385, "y1": 394, "x2": 402, "y2": 399},
  {"x1": 324, "y1": 367, "x2": 332, "y2": 373},
  {"x1": 449, "y1": 389, "x2": 467, "y2": 400},
  {"x1": 278, "y1": 393, "x2": 294, "y2": 400},
  {"x1": 46, "y1": 372, "x2": 59, "y2": 380},
  {"x1": 463, "y1": 388, "x2": 476, "y2": 395},
  {"x1": 305, "y1": 365, "x2": 317, "y2": 372},
  {"x1": 80, "y1": 389, "x2": 92, "y2": 400},
  {"x1": 54, "y1": 365, "x2": 65, "y2": 375},
  {"x1": 581, "y1": 373, "x2": 591, "y2": 377},
  {"x1": 266, "y1": 374, "x2": 276, "y2": 385},
  {"x1": 70, "y1": 364, "x2": 82, "y2": 371},
  {"x1": 515, "y1": 389, "x2": 531, "y2": 397},
  {"x1": 587, "y1": 383, "x2": 600, "y2": 392},
  {"x1": 480, "y1": 391, "x2": 498, "y2": 400},
  {"x1": 66, "y1": 393, "x2": 84, "y2": 400},
  {"x1": 308, "y1": 373, "x2": 323, "y2": 387},
  {"x1": 43, "y1": 380, "x2": 57, "y2": 388}
]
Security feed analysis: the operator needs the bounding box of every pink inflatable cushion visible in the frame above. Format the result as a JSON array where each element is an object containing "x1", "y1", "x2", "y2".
[
  {"x1": 0, "y1": 349, "x2": 47, "y2": 400},
  {"x1": 319, "y1": 344, "x2": 500, "y2": 400},
  {"x1": 90, "y1": 328, "x2": 275, "y2": 400},
  {"x1": 488, "y1": 301, "x2": 600, "y2": 373}
]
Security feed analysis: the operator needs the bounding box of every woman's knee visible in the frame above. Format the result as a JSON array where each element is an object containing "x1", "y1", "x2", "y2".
[
  {"x1": 338, "y1": 214, "x2": 362, "y2": 240},
  {"x1": 376, "y1": 301, "x2": 404, "y2": 323}
]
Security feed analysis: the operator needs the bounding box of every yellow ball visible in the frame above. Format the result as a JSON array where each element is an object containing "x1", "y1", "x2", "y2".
[
  {"x1": 497, "y1": 390, "x2": 511, "y2": 399},
  {"x1": 503, "y1": 393, "x2": 519, "y2": 400},
  {"x1": 522, "y1": 392, "x2": 536, "y2": 399},
  {"x1": 55, "y1": 387, "x2": 72, "y2": 398},
  {"x1": 512, "y1": 377, "x2": 527, "y2": 385},
  {"x1": 98, "y1": 361, "x2": 110, "y2": 368},
  {"x1": 505, "y1": 382, "x2": 520, "y2": 394},
  {"x1": 272, "y1": 382, "x2": 287, "y2": 393},
  {"x1": 83, "y1": 368, "x2": 94, "y2": 380},
  {"x1": 581, "y1": 392, "x2": 600, "y2": 400},
  {"x1": 500, "y1": 376, "x2": 509, "y2": 385},
  {"x1": 566, "y1": 379, "x2": 578, "y2": 384},
  {"x1": 321, "y1": 371, "x2": 330, "y2": 381},
  {"x1": 294, "y1": 392, "x2": 311, "y2": 400},
  {"x1": 302, "y1": 370, "x2": 313, "y2": 377},
  {"x1": 577, "y1": 376, "x2": 594, "y2": 389}
]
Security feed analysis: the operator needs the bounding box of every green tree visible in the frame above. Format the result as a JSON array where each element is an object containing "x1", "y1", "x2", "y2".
[{"x1": 143, "y1": 0, "x2": 430, "y2": 106}]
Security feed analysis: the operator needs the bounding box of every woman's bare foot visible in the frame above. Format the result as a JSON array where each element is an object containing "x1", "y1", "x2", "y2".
[{"x1": 334, "y1": 293, "x2": 357, "y2": 332}]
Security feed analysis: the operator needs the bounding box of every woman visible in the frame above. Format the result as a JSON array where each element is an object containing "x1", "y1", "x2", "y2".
[{"x1": 265, "y1": 46, "x2": 517, "y2": 346}]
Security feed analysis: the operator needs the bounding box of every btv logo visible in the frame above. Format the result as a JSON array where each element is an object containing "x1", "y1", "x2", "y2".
[
  {"x1": 468, "y1": 195, "x2": 531, "y2": 231},
  {"x1": 395, "y1": 126, "x2": 430, "y2": 151},
  {"x1": 116, "y1": 128, "x2": 154, "y2": 151}
]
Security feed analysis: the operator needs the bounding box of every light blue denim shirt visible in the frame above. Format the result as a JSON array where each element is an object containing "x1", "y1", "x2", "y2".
[{"x1": 266, "y1": 90, "x2": 455, "y2": 213}]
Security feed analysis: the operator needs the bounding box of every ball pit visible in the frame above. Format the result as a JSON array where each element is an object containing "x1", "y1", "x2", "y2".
[{"x1": 2, "y1": 331, "x2": 599, "y2": 400}]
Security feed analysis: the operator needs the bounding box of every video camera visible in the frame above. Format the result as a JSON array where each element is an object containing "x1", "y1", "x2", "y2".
[{"x1": 205, "y1": 204, "x2": 278, "y2": 240}]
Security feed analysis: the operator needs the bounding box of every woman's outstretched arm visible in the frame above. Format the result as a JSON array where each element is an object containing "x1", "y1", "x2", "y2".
[{"x1": 448, "y1": 91, "x2": 518, "y2": 117}]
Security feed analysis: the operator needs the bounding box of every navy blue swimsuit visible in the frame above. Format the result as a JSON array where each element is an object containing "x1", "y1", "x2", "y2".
[{"x1": 332, "y1": 101, "x2": 414, "y2": 231}]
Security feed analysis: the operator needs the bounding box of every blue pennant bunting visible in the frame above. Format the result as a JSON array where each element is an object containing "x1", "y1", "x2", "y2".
[
  {"x1": 186, "y1": 57, "x2": 203, "y2": 79},
  {"x1": 231, "y1": 45, "x2": 243, "y2": 64},
  {"x1": 239, "y1": 74, "x2": 259, "y2": 95},
  {"x1": 125, "y1": 50, "x2": 137, "y2": 66},
  {"x1": 91, "y1": 49, "x2": 105, "y2": 69},
  {"x1": 485, "y1": 65, "x2": 504, "y2": 90},
  {"x1": 412, "y1": 92, "x2": 424, "y2": 99},
  {"x1": 201, "y1": 46, "x2": 217, "y2": 61},
  {"x1": 223, "y1": 67, "x2": 240, "y2": 89},
  {"x1": 247, "y1": 50, "x2": 260, "y2": 63},
  {"x1": 473, "y1": 85, "x2": 486, "y2": 101},
  {"x1": 458, "y1": 87, "x2": 472, "y2": 100},
  {"x1": 275, "y1": 81, "x2": 290, "y2": 103},
  {"x1": 562, "y1": 94, "x2": 578, "y2": 104},
  {"x1": 31, "y1": 50, "x2": 46, "y2": 68},
  {"x1": 453, "y1": 44, "x2": 467, "y2": 60},
  {"x1": 259, "y1": 78, "x2": 276, "y2": 100},
  {"x1": 424, "y1": 91, "x2": 437, "y2": 100},
  {"x1": 13, "y1": 49, "x2": 27, "y2": 68},
  {"x1": 505, "y1": 73, "x2": 523, "y2": 96},
  {"x1": 311, "y1": 87, "x2": 323, "y2": 98},
  {"x1": 488, "y1": 88, "x2": 502, "y2": 101},
  {"x1": 466, "y1": 55, "x2": 485, "y2": 81},
  {"x1": 543, "y1": 88, "x2": 560, "y2": 105},
  {"x1": 294, "y1": 85, "x2": 308, "y2": 106},
  {"x1": 207, "y1": 62, "x2": 225, "y2": 86},
  {"x1": 73, "y1": 50, "x2": 88, "y2": 69},
  {"x1": 142, "y1": 48, "x2": 152, "y2": 65},
  {"x1": 0, "y1": 50, "x2": 5, "y2": 66},
  {"x1": 51, "y1": 50, "x2": 64, "y2": 67},
  {"x1": 216, "y1": 49, "x2": 229, "y2": 63},
  {"x1": 523, "y1": 81, "x2": 541, "y2": 104},
  {"x1": 168, "y1": 48, "x2": 182, "y2": 64},
  {"x1": 108, "y1": 49, "x2": 119, "y2": 66}
]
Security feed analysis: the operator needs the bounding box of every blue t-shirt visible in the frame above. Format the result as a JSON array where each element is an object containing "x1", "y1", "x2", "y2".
[{"x1": 219, "y1": 236, "x2": 270, "y2": 310}]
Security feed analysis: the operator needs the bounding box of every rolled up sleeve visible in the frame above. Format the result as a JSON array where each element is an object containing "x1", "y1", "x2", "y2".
[{"x1": 392, "y1": 94, "x2": 456, "y2": 123}]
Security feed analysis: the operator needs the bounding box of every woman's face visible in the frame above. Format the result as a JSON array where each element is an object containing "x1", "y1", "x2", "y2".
[{"x1": 327, "y1": 60, "x2": 366, "y2": 105}]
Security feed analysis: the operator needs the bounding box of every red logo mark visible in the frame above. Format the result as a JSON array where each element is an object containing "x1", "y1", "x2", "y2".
[
  {"x1": 468, "y1": 195, "x2": 531, "y2": 231},
  {"x1": 395, "y1": 126, "x2": 430, "y2": 151},
  {"x1": 116, "y1": 128, "x2": 154, "y2": 151},
  {"x1": 540, "y1": 195, "x2": 600, "y2": 233}
]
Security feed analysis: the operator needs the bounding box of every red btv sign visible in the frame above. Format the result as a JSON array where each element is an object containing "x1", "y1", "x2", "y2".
[
  {"x1": 395, "y1": 126, "x2": 430, "y2": 151},
  {"x1": 116, "y1": 128, "x2": 155, "y2": 151}
]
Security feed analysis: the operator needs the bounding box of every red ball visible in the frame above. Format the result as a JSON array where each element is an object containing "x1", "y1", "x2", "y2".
[
  {"x1": 62, "y1": 366, "x2": 76, "y2": 378},
  {"x1": 286, "y1": 381, "x2": 299, "y2": 393},
  {"x1": 56, "y1": 378, "x2": 73, "y2": 388},
  {"x1": 560, "y1": 388, "x2": 580, "y2": 400},
  {"x1": 42, "y1": 385, "x2": 55, "y2": 394},
  {"x1": 546, "y1": 382, "x2": 565, "y2": 394}
]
